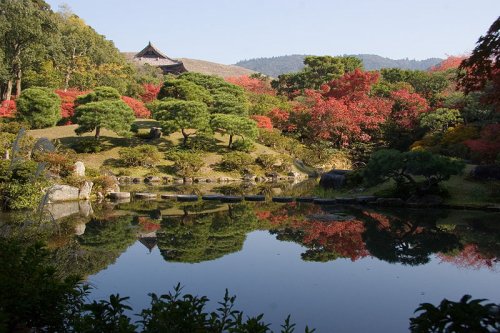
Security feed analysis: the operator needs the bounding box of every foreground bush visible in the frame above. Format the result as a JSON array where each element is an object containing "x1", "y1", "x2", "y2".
[
  {"x1": 16, "y1": 87, "x2": 61, "y2": 129},
  {"x1": 118, "y1": 145, "x2": 162, "y2": 167},
  {"x1": 169, "y1": 151, "x2": 204, "y2": 179},
  {"x1": 219, "y1": 152, "x2": 254, "y2": 172}
]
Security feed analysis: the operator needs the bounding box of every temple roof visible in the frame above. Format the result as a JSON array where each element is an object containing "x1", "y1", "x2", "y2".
[{"x1": 132, "y1": 42, "x2": 182, "y2": 67}]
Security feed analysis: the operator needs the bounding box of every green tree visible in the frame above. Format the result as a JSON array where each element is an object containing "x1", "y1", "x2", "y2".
[
  {"x1": 210, "y1": 114, "x2": 258, "y2": 148},
  {"x1": 363, "y1": 149, "x2": 465, "y2": 196},
  {"x1": 210, "y1": 91, "x2": 248, "y2": 116},
  {"x1": 154, "y1": 100, "x2": 210, "y2": 146},
  {"x1": 76, "y1": 86, "x2": 121, "y2": 104},
  {"x1": 157, "y1": 78, "x2": 212, "y2": 104},
  {"x1": 16, "y1": 87, "x2": 61, "y2": 128},
  {"x1": 0, "y1": 0, "x2": 56, "y2": 100},
  {"x1": 420, "y1": 108, "x2": 462, "y2": 133},
  {"x1": 271, "y1": 55, "x2": 363, "y2": 96},
  {"x1": 73, "y1": 98, "x2": 134, "y2": 139}
]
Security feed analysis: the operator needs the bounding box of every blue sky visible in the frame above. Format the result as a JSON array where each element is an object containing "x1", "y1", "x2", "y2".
[{"x1": 45, "y1": 0, "x2": 500, "y2": 64}]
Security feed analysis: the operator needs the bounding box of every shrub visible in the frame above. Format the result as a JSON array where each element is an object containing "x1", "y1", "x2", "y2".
[
  {"x1": 118, "y1": 145, "x2": 162, "y2": 167},
  {"x1": 231, "y1": 139, "x2": 255, "y2": 153},
  {"x1": 256, "y1": 154, "x2": 278, "y2": 171},
  {"x1": 0, "y1": 100, "x2": 16, "y2": 118},
  {"x1": 465, "y1": 124, "x2": 500, "y2": 164},
  {"x1": 34, "y1": 151, "x2": 77, "y2": 178},
  {"x1": 16, "y1": 87, "x2": 61, "y2": 129},
  {"x1": 92, "y1": 175, "x2": 118, "y2": 194},
  {"x1": 121, "y1": 96, "x2": 151, "y2": 118},
  {"x1": 0, "y1": 121, "x2": 31, "y2": 134},
  {"x1": 251, "y1": 115, "x2": 273, "y2": 130},
  {"x1": 71, "y1": 138, "x2": 102, "y2": 153},
  {"x1": 169, "y1": 151, "x2": 204, "y2": 178},
  {"x1": 219, "y1": 152, "x2": 254, "y2": 172}
]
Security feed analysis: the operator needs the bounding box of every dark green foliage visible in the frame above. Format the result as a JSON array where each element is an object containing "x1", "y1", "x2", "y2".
[
  {"x1": 210, "y1": 113, "x2": 258, "y2": 148},
  {"x1": 118, "y1": 145, "x2": 162, "y2": 167},
  {"x1": 157, "y1": 78, "x2": 213, "y2": 104},
  {"x1": 420, "y1": 108, "x2": 463, "y2": 133},
  {"x1": 0, "y1": 120, "x2": 31, "y2": 134},
  {"x1": 211, "y1": 91, "x2": 248, "y2": 116},
  {"x1": 219, "y1": 152, "x2": 254, "y2": 172},
  {"x1": 15, "y1": 87, "x2": 61, "y2": 128},
  {"x1": 169, "y1": 151, "x2": 204, "y2": 178},
  {"x1": 154, "y1": 100, "x2": 210, "y2": 146},
  {"x1": 256, "y1": 154, "x2": 278, "y2": 171},
  {"x1": 73, "y1": 99, "x2": 135, "y2": 139},
  {"x1": 71, "y1": 137, "x2": 103, "y2": 153},
  {"x1": 231, "y1": 139, "x2": 255, "y2": 153},
  {"x1": 76, "y1": 86, "x2": 121, "y2": 104},
  {"x1": 410, "y1": 295, "x2": 499, "y2": 333},
  {"x1": 363, "y1": 149, "x2": 465, "y2": 197}
]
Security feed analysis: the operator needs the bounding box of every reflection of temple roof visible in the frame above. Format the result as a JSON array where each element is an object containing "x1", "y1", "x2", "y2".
[
  {"x1": 124, "y1": 42, "x2": 187, "y2": 75},
  {"x1": 139, "y1": 237, "x2": 158, "y2": 252}
]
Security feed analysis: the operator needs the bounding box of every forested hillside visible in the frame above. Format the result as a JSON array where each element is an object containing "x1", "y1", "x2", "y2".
[{"x1": 235, "y1": 54, "x2": 443, "y2": 77}]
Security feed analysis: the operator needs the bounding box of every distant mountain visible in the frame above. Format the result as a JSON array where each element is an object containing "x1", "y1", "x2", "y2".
[{"x1": 235, "y1": 54, "x2": 443, "y2": 77}]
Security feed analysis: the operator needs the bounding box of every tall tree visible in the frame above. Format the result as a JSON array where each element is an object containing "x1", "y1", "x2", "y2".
[
  {"x1": 0, "y1": 0, "x2": 55, "y2": 100},
  {"x1": 154, "y1": 100, "x2": 210, "y2": 146},
  {"x1": 210, "y1": 114, "x2": 258, "y2": 148}
]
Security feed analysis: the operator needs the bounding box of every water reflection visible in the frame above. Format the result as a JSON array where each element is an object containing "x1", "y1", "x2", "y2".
[{"x1": 1, "y1": 200, "x2": 498, "y2": 281}]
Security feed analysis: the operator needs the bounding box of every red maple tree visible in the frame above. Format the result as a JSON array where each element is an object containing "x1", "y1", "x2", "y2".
[
  {"x1": 0, "y1": 100, "x2": 16, "y2": 118},
  {"x1": 121, "y1": 96, "x2": 151, "y2": 119},
  {"x1": 251, "y1": 115, "x2": 273, "y2": 130},
  {"x1": 389, "y1": 89, "x2": 429, "y2": 129},
  {"x1": 139, "y1": 83, "x2": 161, "y2": 103},
  {"x1": 226, "y1": 75, "x2": 275, "y2": 95},
  {"x1": 465, "y1": 123, "x2": 500, "y2": 163},
  {"x1": 430, "y1": 55, "x2": 468, "y2": 72},
  {"x1": 55, "y1": 89, "x2": 88, "y2": 123}
]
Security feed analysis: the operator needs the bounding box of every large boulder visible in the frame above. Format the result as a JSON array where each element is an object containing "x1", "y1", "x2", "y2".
[
  {"x1": 47, "y1": 185, "x2": 79, "y2": 203},
  {"x1": 319, "y1": 169, "x2": 350, "y2": 189},
  {"x1": 74, "y1": 161, "x2": 85, "y2": 177},
  {"x1": 470, "y1": 165, "x2": 500, "y2": 180},
  {"x1": 79, "y1": 181, "x2": 93, "y2": 200},
  {"x1": 45, "y1": 202, "x2": 80, "y2": 220}
]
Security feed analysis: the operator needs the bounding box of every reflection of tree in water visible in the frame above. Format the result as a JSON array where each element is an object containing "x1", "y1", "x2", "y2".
[
  {"x1": 157, "y1": 204, "x2": 259, "y2": 263},
  {"x1": 437, "y1": 217, "x2": 500, "y2": 270},
  {"x1": 362, "y1": 210, "x2": 460, "y2": 266},
  {"x1": 51, "y1": 216, "x2": 137, "y2": 278}
]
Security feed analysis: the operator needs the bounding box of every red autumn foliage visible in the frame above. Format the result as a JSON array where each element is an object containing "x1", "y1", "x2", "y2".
[
  {"x1": 389, "y1": 89, "x2": 429, "y2": 129},
  {"x1": 269, "y1": 108, "x2": 293, "y2": 131},
  {"x1": 139, "y1": 83, "x2": 161, "y2": 103},
  {"x1": 305, "y1": 89, "x2": 393, "y2": 146},
  {"x1": 251, "y1": 115, "x2": 273, "y2": 130},
  {"x1": 438, "y1": 243, "x2": 497, "y2": 270},
  {"x1": 55, "y1": 89, "x2": 88, "y2": 123},
  {"x1": 137, "y1": 217, "x2": 161, "y2": 232},
  {"x1": 301, "y1": 220, "x2": 369, "y2": 261},
  {"x1": 430, "y1": 55, "x2": 468, "y2": 72},
  {"x1": 465, "y1": 123, "x2": 500, "y2": 163},
  {"x1": 226, "y1": 75, "x2": 275, "y2": 95},
  {"x1": 121, "y1": 96, "x2": 151, "y2": 119},
  {"x1": 323, "y1": 69, "x2": 380, "y2": 101},
  {"x1": 0, "y1": 100, "x2": 16, "y2": 118}
]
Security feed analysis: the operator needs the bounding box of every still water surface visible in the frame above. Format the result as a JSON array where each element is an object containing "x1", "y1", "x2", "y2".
[
  {"x1": 83, "y1": 200, "x2": 499, "y2": 332},
  {"x1": 2, "y1": 197, "x2": 499, "y2": 332}
]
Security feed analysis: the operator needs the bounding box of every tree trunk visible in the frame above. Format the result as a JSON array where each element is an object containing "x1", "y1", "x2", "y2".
[
  {"x1": 95, "y1": 126, "x2": 101, "y2": 139},
  {"x1": 15, "y1": 69, "x2": 21, "y2": 98},
  {"x1": 5, "y1": 80, "x2": 13, "y2": 101},
  {"x1": 181, "y1": 129, "x2": 189, "y2": 146},
  {"x1": 228, "y1": 135, "x2": 233, "y2": 148},
  {"x1": 64, "y1": 69, "x2": 71, "y2": 92}
]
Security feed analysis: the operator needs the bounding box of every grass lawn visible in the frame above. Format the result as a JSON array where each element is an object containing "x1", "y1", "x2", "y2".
[{"x1": 28, "y1": 119, "x2": 304, "y2": 179}]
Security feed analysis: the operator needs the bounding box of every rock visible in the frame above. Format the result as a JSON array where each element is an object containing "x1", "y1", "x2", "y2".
[
  {"x1": 313, "y1": 198, "x2": 337, "y2": 205},
  {"x1": 135, "y1": 192, "x2": 157, "y2": 199},
  {"x1": 74, "y1": 222, "x2": 86, "y2": 236},
  {"x1": 118, "y1": 176, "x2": 132, "y2": 184},
  {"x1": 296, "y1": 197, "x2": 316, "y2": 203},
  {"x1": 47, "y1": 185, "x2": 80, "y2": 203},
  {"x1": 145, "y1": 176, "x2": 162, "y2": 183},
  {"x1": 376, "y1": 198, "x2": 405, "y2": 207},
  {"x1": 355, "y1": 196, "x2": 377, "y2": 204},
  {"x1": 108, "y1": 192, "x2": 131, "y2": 200},
  {"x1": 195, "y1": 178, "x2": 208, "y2": 183},
  {"x1": 78, "y1": 181, "x2": 93, "y2": 200},
  {"x1": 265, "y1": 172, "x2": 278, "y2": 178},
  {"x1": 220, "y1": 196, "x2": 243, "y2": 203},
  {"x1": 470, "y1": 164, "x2": 500, "y2": 180},
  {"x1": 336, "y1": 197, "x2": 356, "y2": 204},
  {"x1": 74, "y1": 161, "x2": 85, "y2": 177},
  {"x1": 46, "y1": 202, "x2": 80, "y2": 220},
  {"x1": 162, "y1": 176, "x2": 171, "y2": 183},
  {"x1": 177, "y1": 194, "x2": 198, "y2": 202},
  {"x1": 244, "y1": 195, "x2": 266, "y2": 202},
  {"x1": 79, "y1": 200, "x2": 93, "y2": 216},
  {"x1": 218, "y1": 177, "x2": 230, "y2": 182},
  {"x1": 243, "y1": 174, "x2": 256, "y2": 182},
  {"x1": 271, "y1": 188, "x2": 283, "y2": 196},
  {"x1": 183, "y1": 178, "x2": 193, "y2": 183},
  {"x1": 288, "y1": 171, "x2": 301, "y2": 178},
  {"x1": 160, "y1": 194, "x2": 177, "y2": 200},
  {"x1": 406, "y1": 194, "x2": 443, "y2": 207},
  {"x1": 319, "y1": 169, "x2": 350, "y2": 189},
  {"x1": 272, "y1": 196, "x2": 294, "y2": 203},
  {"x1": 132, "y1": 177, "x2": 142, "y2": 183},
  {"x1": 173, "y1": 178, "x2": 184, "y2": 184},
  {"x1": 202, "y1": 194, "x2": 222, "y2": 201},
  {"x1": 149, "y1": 127, "x2": 162, "y2": 139}
]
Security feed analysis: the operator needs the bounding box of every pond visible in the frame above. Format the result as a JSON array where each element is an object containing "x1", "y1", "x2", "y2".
[{"x1": 1, "y1": 196, "x2": 499, "y2": 332}]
